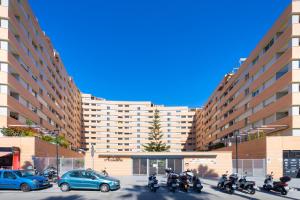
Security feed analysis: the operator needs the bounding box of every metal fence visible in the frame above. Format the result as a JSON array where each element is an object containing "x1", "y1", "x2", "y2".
[
  {"x1": 232, "y1": 159, "x2": 266, "y2": 177},
  {"x1": 33, "y1": 157, "x2": 85, "y2": 175}
]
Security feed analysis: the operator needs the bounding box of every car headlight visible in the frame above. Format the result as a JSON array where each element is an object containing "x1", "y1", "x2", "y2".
[{"x1": 33, "y1": 179, "x2": 39, "y2": 185}]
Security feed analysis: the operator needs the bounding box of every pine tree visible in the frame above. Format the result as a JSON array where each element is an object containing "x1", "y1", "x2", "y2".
[{"x1": 143, "y1": 109, "x2": 170, "y2": 152}]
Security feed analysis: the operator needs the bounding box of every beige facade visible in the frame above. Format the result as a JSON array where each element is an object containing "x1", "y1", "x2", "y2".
[
  {"x1": 85, "y1": 151, "x2": 232, "y2": 177},
  {"x1": 81, "y1": 93, "x2": 196, "y2": 153},
  {"x1": 0, "y1": 137, "x2": 83, "y2": 168},
  {"x1": 0, "y1": 0, "x2": 82, "y2": 148},
  {"x1": 195, "y1": 1, "x2": 300, "y2": 151}
]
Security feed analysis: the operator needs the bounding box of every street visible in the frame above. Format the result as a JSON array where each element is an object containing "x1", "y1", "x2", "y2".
[{"x1": 0, "y1": 176, "x2": 299, "y2": 200}]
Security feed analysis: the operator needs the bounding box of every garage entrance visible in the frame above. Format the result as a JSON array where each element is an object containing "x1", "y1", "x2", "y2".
[
  {"x1": 132, "y1": 156, "x2": 183, "y2": 176},
  {"x1": 283, "y1": 150, "x2": 300, "y2": 178}
]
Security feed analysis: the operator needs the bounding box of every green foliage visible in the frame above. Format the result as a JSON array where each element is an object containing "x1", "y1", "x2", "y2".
[
  {"x1": 1, "y1": 127, "x2": 69, "y2": 148},
  {"x1": 1, "y1": 127, "x2": 37, "y2": 137},
  {"x1": 25, "y1": 119, "x2": 34, "y2": 127},
  {"x1": 143, "y1": 109, "x2": 170, "y2": 152}
]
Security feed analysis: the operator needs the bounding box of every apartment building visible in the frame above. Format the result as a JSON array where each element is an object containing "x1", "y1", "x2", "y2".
[
  {"x1": 81, "y1": 93, "x2": 196, "y2": 153},
  {"x1": 195, "y1": 0, "x2": 300, "y2": 151},
  {"x1": 0, "y1": 0, "x2": 82, "y2": 148}
]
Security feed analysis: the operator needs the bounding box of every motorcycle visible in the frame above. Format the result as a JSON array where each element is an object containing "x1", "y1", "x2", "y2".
[
  {"x1": 148, "y1": 174, "x2": 159, "y2": 192},
  {"x1": 217, "y1": 172, "x2": 228, "y2": 189},
  {"x1": 179, "y1": 173, "x2": 190, "y2": 192},
  {"x1": 237, "y1": 174, "x2": 256, "y2": 194},
  {"x1": 166, "y1": 168, "x2": 179, "y2": 192},
  {"x1": 192, "y1": 176, "x2": 203, "y2": 193},
  {"x1": 40, "y1": 167, "x2": 58, "y2": 182},
  {"x1": 218, "y1": 173, "x2": 237, "y2": 194},
  {"x1": 263, "y1": 173, "x2": 291, "y2": 195}
]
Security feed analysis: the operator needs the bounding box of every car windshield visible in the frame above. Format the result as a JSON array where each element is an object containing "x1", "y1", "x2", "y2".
[
  {"x1": 94, "y1": 171, "x2": 107, "y2": 178},
  {"x1": 14, "y1": 170, "x2": 34, "y2": 177}
]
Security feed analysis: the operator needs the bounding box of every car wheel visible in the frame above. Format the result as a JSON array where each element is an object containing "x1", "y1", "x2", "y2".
[
  {"x1": 60, "y1": 183, "x2": 70, "y2": 192},
  {"x1": 20, "y1": 183, "x2": 31, "y2": 192},
  {"x1": 100, "y1": 183, "x2": 110, "y2": 192}
]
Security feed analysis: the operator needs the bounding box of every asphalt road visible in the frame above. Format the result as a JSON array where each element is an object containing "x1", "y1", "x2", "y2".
[{"x1": 0, "y1": 176, "x2": 299, "y2": 200}]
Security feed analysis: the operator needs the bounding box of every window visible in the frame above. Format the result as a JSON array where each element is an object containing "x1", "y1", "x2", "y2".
[
  {"x1": 0, "y1": 40, "x2": 8, "y2": 50},
  {"x1": 0, "y1": 62, "x2": 8, "y2": 72},
  {"x1": 252, "y1": 89, "x2": 259, "y2": 97},
  {"x1": 276, "y1": 65, "x2": 289, "y2": 80},
  {"x1": 0, "y1": 19, "x2": 8, "y2": 28},
  {"x1": 0, "y1": 107, "x2": 7, "y2": 116},
  {"x1": 3, "y1": 172, "x2": 16, "y2": 179},
  {"x1": 10, "y1": 111, "x2": 19, "y2": 120},
  {"x1": 292, "y1": 83, "x2": 300, "y2": 92},
  {"x1": 276, "y1": 111, "x2": 289, "y2": 120},
  {"x1": 0, "y1": 0, "x2": 9, "y2": 6},
  {"x1": 292, "y1": 60, "x2": 300, "y2": 69},
  {"x1": 292, "y1": 106, "x2": 300, "y2": 116},
  {"x1": 252, "y1": 55, "x2": 259, "y2": 66},
  {"x1": 292, "y1": 38, "x2": 300, "y2": 47},
  {"x1": 69, "y1": 171, "x2": 82, "y2": 178},
  {"x1": 263, "y1": 38, "x2": 274, "y2": 53},
  {"x1": 244, "y1": 88, "x2": 249, "y2": 96},
  {"x1": 292, "y1": 15, "x2": 300, "y2": 24},
  {"x1": 0, "y1": 84, "x2": 7, "y2": 94}
]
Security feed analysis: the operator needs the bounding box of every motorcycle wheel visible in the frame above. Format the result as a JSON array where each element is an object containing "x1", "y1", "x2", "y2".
[
  {"x1": 226, "y1": 186, "x2": 233, "y2": 194},
  {"x1": 248, "y1": 187, "x2": 255, "y2": 195},
  {"x1": 281, "y1": 190, "x2": 287, "y2": 195}
]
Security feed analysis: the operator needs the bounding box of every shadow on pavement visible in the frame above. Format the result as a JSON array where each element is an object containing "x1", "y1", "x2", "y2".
[
  {"x1": 119, "y1": 185, "x2": 217, "y2": 200},
  {"x1": 209, "y1": 185, "x2": 260, "y2": 200},
  {"x1": 257, "y1": 187, "x2": 299, "y2": 200},
  {"x1": 40, "y1": 194, "x2": 89, "y2": 200}
]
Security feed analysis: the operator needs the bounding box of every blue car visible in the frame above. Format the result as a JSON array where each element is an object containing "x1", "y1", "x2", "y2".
[
  {"x1": 58, "y1": 170, "x2": 120, "y2": 192},
  {"x1": 0, "y1": 170, "x2": 50, "y2": 192}
]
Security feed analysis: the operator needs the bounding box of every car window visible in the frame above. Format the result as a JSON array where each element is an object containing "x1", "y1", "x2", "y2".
[
  {"x1": 69, "y1": 171, "x2": 82, "y2": 178},
  {"x1": 81, "y1": 171, "x2": 94, "y2": 179},
  {"x1": 3, "y1": 172, "x2": 16, "y2": 179},
  {"x1": 0, "y1": 171, "x2": 2, "y2": 178}
]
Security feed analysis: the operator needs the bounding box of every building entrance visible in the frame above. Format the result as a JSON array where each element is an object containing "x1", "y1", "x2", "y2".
[{"x1": 132, "y1": 157, "x2": 183, "y2": 176}]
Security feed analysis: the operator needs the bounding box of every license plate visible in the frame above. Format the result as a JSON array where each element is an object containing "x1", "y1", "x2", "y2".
[{"x1": 197, "y1": 184, "x2": 201, "y2": 187}]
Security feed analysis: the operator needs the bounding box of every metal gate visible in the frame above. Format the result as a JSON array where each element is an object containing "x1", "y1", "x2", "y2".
[
  {"x1": 33, "y1": 157, "x2": 85, "y2": 175},
  {"x1": 232, "y1": 159, "x2": 266, "y2": 177}
]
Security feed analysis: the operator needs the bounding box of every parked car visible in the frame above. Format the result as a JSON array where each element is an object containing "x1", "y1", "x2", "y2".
[
  {"x1": 0, "y1": 170, "x2": 50, "y2": 192},
  {"x1": 58, "y1": 169, "x2": 120, "y2": 192}
]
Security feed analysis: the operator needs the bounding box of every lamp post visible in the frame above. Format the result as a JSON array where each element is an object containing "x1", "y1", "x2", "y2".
[
  {"x1": 235, "y1": 130, "x2": 239, "y2": 174},
  {"x1": 53, "y1": 129, "x2": 60, "y2": 176},
  {"x1": 91, "y1": 144, "x2": 95, "y2": 170}
]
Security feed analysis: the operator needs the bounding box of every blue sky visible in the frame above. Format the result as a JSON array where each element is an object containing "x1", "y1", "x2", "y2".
[{"x1": 29, "y1": 0, "x2": 290, "y2": 107}]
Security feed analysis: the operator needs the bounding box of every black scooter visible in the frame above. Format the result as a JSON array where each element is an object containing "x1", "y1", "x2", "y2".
[
  {"x1": 218, "y1": 173, "x2": 237, "y2": 194},
  {"x1": 148, "y1": 174, "x2": 159, "y2": 192},
  {"x1": 217, "y1": 172, "x2": 228, "y2": 190},
  {"x1": 192, "y1": 176, "x2": 203, "y2": 193},
  {"x1": 237, "y1": 174, "x2": 256, "y2": 194},
  {"x1": 263, "y1": 173, "x2": 291, "y2": 195},
  {"x1": 179, "y1": 174, "x2": 190, "y2": 192},
  {"x1": 166, "y1": 168, "x2": 179, "y2": 192}
]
